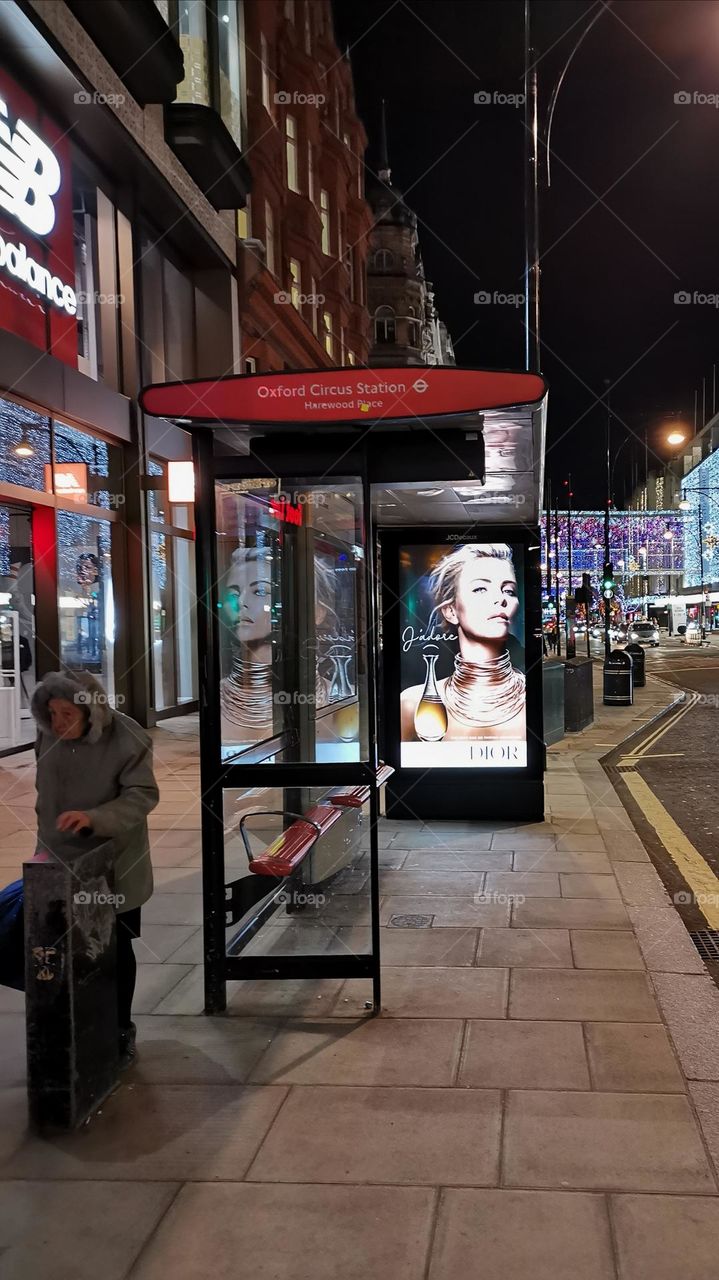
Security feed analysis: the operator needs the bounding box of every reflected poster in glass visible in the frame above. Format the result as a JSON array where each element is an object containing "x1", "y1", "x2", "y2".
[{"x1": 399, "y1": 542, "x2": 527, "y2": 768}]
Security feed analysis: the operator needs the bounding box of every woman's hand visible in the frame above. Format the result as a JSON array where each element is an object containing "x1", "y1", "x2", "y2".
[{"x1": 56, "y1": 810, "x2": 93, "y2": 834}]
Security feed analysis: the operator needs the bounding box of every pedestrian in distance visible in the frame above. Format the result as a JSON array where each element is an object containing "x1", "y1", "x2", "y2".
[{"x1": 31, "y1": 670, "x2": 159, "y2": 1069}]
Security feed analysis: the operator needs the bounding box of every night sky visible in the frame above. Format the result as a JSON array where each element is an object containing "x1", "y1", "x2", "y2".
[{"x1": 333, "y1": 0, "x2": 719, "y2": 507}]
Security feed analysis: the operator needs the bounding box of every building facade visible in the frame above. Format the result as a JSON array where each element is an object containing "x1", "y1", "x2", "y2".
[
  {"x1": 366, "y1": 122, "x2": 455, "y2": 368},
  {"x1": 0, "y1": 0, "x2": 372, "y2": 754},
  {"x1": 238, "y1": 0, "x2": 372, "y2": 372}
]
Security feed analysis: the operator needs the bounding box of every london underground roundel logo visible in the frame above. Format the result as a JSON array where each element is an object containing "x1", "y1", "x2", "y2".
[{"x1": 413, "y1": 378, "x2": 429, "y2": 393}]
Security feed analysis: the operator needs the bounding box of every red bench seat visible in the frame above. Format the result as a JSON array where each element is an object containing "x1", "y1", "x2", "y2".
[{"x1": 249, "y1": 804, "x2": 343, "y2": 877}]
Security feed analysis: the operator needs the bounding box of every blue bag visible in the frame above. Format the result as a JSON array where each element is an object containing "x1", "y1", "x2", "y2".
[{"x1": 0, "y1": 879, "x2": 24, "y2": 991}]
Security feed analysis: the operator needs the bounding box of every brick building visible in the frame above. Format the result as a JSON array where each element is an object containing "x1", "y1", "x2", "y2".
[{"x1": 238, "y1": 0, "x2": 372, "y2": 372}]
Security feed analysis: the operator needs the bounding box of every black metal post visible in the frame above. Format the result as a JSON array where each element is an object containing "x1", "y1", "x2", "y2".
[
  {"x1": 604, "y1": 389, "x2": 612, "y2": 661},
  {"x1": 192, "y1": 430, "x2": 227, "y2": 1015},
  {"x1": 523, "y1": 0, "x2": 540, "y2": 373},
  {"x1": 362, "y1": 442, "x2": 382, "y2": 1014},
  {"x1": 554, "y1": 505, "x2": 562, "y2": 657}
]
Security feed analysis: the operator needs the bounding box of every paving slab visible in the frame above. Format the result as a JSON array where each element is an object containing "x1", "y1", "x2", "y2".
[
  {"x1": 484, "y1": 870, "x2": 561, "y2": 898},
  {"x1": 512, "y1": 897, "x2": 630, "y2": 930},
  {"x1": 249, "y1": 1017, "x2": 463, "y2": 1086},
  {"x1": 131, "y1": 1016, "x2": 279, "y2": 1084},
  {"x1": 503, "y1": 1090, "x2": 716, "y2": 1192},
  {"x1": 509, "y1": 969, "x2": 661, "y2": 1022},
  {"x1": 1, "y1": 1084, "x2": 287, "y2": 1182},
  {"x1": 585, "y1": 1022, "x2": 686, "y2": 1093},
  {"x1": 570, "y1": 930, "x2": 644, "y2": 970},
  {"x1": 248, "y1": 1086, "x2": 502, "y2": 1186},
  {"x1": 0, "y1": 1181, "x2": 178, "y2": 1280},
  {"x1": 128, "y1": 1182, "x2": 435, "y2": 1280},
  {"x1": 611, "y1": 1193, "x2": 719, "y2": 1280},
  {"x1": 378, "y1": 870, "x2": 486, "y2": 897},
  {"x1": 376, "y1": 926, "x2": 478, "y2": 967},
  {"x1": 429, "y1": 1188, "x2": 615, "y2": 1280},
  {"x1": 559, "y1": 873, "x2": 621, "y2": 900},
  {"x1": 627, "y1": 905, "x2": 706, "y2": 974},
  {"x1": 338, "y1": 967, "x2": 508, "y2": 1019},
  {"x1": 401, "y1": 850, "x2": 512, "y2": 872},
  {"x1": 459, "y1": 1020, "x2": 590, "y2": 1090},
  {"x1": 381, "y1": 896, "x2": 510, "y2": 928},
  {"x1": 477, "y1": 927, "x2": 572, "y2": 968},
  {"x1": 511, "y1": 850, "x2": 613, "y2": 874}
]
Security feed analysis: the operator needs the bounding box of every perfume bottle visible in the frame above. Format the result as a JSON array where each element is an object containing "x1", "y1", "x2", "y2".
[{"x1": 414, "y1": 644, "x2": 448, "y2": 742}]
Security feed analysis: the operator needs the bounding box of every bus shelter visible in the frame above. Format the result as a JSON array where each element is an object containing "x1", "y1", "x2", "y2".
[{"x1": 140, "y1": 367, "x2": 547, "y2": 1013}]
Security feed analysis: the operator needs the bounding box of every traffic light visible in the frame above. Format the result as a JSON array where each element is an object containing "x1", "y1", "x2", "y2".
[{"x1": 602, "y1": 562, "x2": 615, "y2": 600}]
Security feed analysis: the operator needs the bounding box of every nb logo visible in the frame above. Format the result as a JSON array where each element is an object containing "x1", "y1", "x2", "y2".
[{"x1": 0, "y1": 98, "x2": 60, "y2": 237}]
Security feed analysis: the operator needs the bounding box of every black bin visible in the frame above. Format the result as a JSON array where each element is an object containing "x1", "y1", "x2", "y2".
[
  {"x1": 625, "y1": 643, "x2": 646, "y2": 688},
  {"x1": 603, "y1": 649, "x2": 633, "y2": 706}
]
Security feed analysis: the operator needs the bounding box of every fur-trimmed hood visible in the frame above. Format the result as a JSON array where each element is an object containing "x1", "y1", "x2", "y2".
[{"x1": 31, "y1": 670, "x2": 114, "y2": 744}]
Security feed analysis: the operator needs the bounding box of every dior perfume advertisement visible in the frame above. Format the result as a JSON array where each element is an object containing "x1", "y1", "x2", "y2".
[{"x1": 399, "y1": 542, "x2": 527, "y2": 768}]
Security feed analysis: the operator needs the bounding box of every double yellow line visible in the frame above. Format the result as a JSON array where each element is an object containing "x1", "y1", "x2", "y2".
[{"x1": 617, "y1": 692, "x2": 719, "y2": 928}]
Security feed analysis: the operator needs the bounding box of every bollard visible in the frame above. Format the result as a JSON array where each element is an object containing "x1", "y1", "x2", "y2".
[
  {"x1": 24, "y1": 843, "x2": 118, "y2": 1129},
  {"x1": 624, "y1": 643, "x2": 646, "y2": 688},
  {"x1": 603, "y1": 649, "x2": 633, "y2": 707}
]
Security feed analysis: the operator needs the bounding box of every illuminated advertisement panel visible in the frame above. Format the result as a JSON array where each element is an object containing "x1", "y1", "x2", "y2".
[{"x1": 399, "y1": 541, "x2": 527, "y2": 768}]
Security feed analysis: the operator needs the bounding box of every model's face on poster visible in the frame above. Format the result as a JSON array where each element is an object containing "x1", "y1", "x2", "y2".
[
  {"x1": 221, "y1": 556, "x2": 272, "y2": 642},
  {"x1": 440, "y1": 557, "x2": 519, "y2": 643},
  {"x1": 399, "y1": 542, "x2": 527, "y2": 769}
]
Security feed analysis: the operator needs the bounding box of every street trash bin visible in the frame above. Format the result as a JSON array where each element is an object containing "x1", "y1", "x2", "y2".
[
  {"x1": 624, "y1": 643, "x2": 645, "y2": 688},
  {"x1": 603, "y1": 649, "x2": 633, "y2": 706}
]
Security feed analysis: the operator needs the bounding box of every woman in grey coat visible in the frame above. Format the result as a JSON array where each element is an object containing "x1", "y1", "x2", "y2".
[{"x1": 31, "y1": 670, "x2": 159, "y2": 1067}]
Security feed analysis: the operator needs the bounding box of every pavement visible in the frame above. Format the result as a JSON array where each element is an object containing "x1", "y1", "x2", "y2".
[{"x1": 1, "y1": 676, "x2": 719, "y2": 1279}]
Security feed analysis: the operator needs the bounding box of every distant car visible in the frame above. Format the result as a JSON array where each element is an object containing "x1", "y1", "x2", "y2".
[
  {"x1": 590, "y1": 625, "x2": 603, "y2": 639},
  {"x1": 627, "y1": 621, "x2": 660, "y2": 647},
  {"x1": 610, "y1": 625, "x2": 627, "y2": 643}
]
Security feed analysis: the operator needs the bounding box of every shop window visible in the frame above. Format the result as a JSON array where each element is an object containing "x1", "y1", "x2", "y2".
[
  {"x1": 57, "y1": 509, "x2": 115, "y2": 700},
  {"x1": 320, "y1": 189, "x2": 330, "y2": 255},
  {"x1": 0, "y1": 398, "x2": 51, "y2": 492},
  {"x1": 375, "y1": 306, "x2": 396, "y2": 344},
  {"x1": 53, "y1": 421, "x2": 123, "y2": 511},
  {"x1": 285, "y1": 114, "x2": 299, "y2": 192}
]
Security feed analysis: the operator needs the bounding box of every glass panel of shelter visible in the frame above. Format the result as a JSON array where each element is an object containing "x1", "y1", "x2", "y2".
[
  {"x1": 215, "y1": 477, "x2": 368, "y2": 765},
  {"x1": 214, "y1": 475, "x2": 375, "y2": 972}
]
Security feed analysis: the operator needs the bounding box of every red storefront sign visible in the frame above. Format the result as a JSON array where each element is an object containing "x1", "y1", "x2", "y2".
[
  {"x1": 140, "y1": 367, "x2": 547, "y2": 426},
  {"x1": 0, "y1": 69, "x2": 77, "y2": 367}
]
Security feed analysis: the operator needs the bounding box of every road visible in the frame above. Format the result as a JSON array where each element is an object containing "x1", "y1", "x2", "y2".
[{"x1": 603, "y1": 634, "x2": 719, "y2": 975}]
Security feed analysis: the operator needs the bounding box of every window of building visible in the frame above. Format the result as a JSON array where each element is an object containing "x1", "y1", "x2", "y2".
[
  {"x1": 139, "y1": 231, "x2": 196, "y2": 385},
  {"x1": 265, "y1": 200, "x2": 276, "y2": 275},
  {"x1": 334, "y1": 93, "x2": 341, "y2": 135},
  {"x1": 73, "y1": 195, "x2": 101, "y2": 381},
  {"x1": 373, "y1": 248, "x2": 394, "y2": 271},
  {"x1": 340, "y1": 326, "x2": 346, "y2": 364},
  {"x1": 308, "y1": 140, "x2": 315, "y2": 204},
  {"x1": 244, "y1": 356, "x2": 257, "y2": 373},
  {"x1": 347, "y1": 349, "x2": 356, "y2": 366},
  {"x1": 284, "y1": 0, "x2": 295, "y2": 20},
  {"x1": 344, "y1": 242, "x2": 355, "y2": 302},
  {"x1": 320, "y1": 189, "x2": 331, "y2": 255},
  {"x1": 343, "y1": 131, "x2": 351, "y2": 148},
  {"x1": 285, "y1": 114, "x2": 299, "y2": 192},
  {"x1": 375, "y1": 306, "x2": 396, "y2": 344},
  {"x1": 323, "y1": 310, "x2": 334, "y2": 357},
  {"x1": 216, "y1": 0, "x2": 244, "y2": 148},
  {"x1": 311, "y1": 277, "x2": 319, "y2": 336},
  {"x1": 261, "y1": 33, "x2": 271, "y2": 112},
  {"x1": 337, "y1": 209, "x2": 343, "y2": 263},
  {"x1": 289, "y1": 258, "x2": 301, "y2": 309},
  {"x1": 174, "y1": 0, "x2": 210, "y2": 106},
  {"x1": 237, "y1": 195, "x2": 252, "y2": 239},
  {"x1": 304, "y1": 1, "x2": 312, "y2": 53}
]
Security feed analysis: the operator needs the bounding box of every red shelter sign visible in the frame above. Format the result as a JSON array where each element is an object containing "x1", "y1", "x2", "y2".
[{"x1": 140, "y1": 367, "x2": 547, "y2": 426}]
